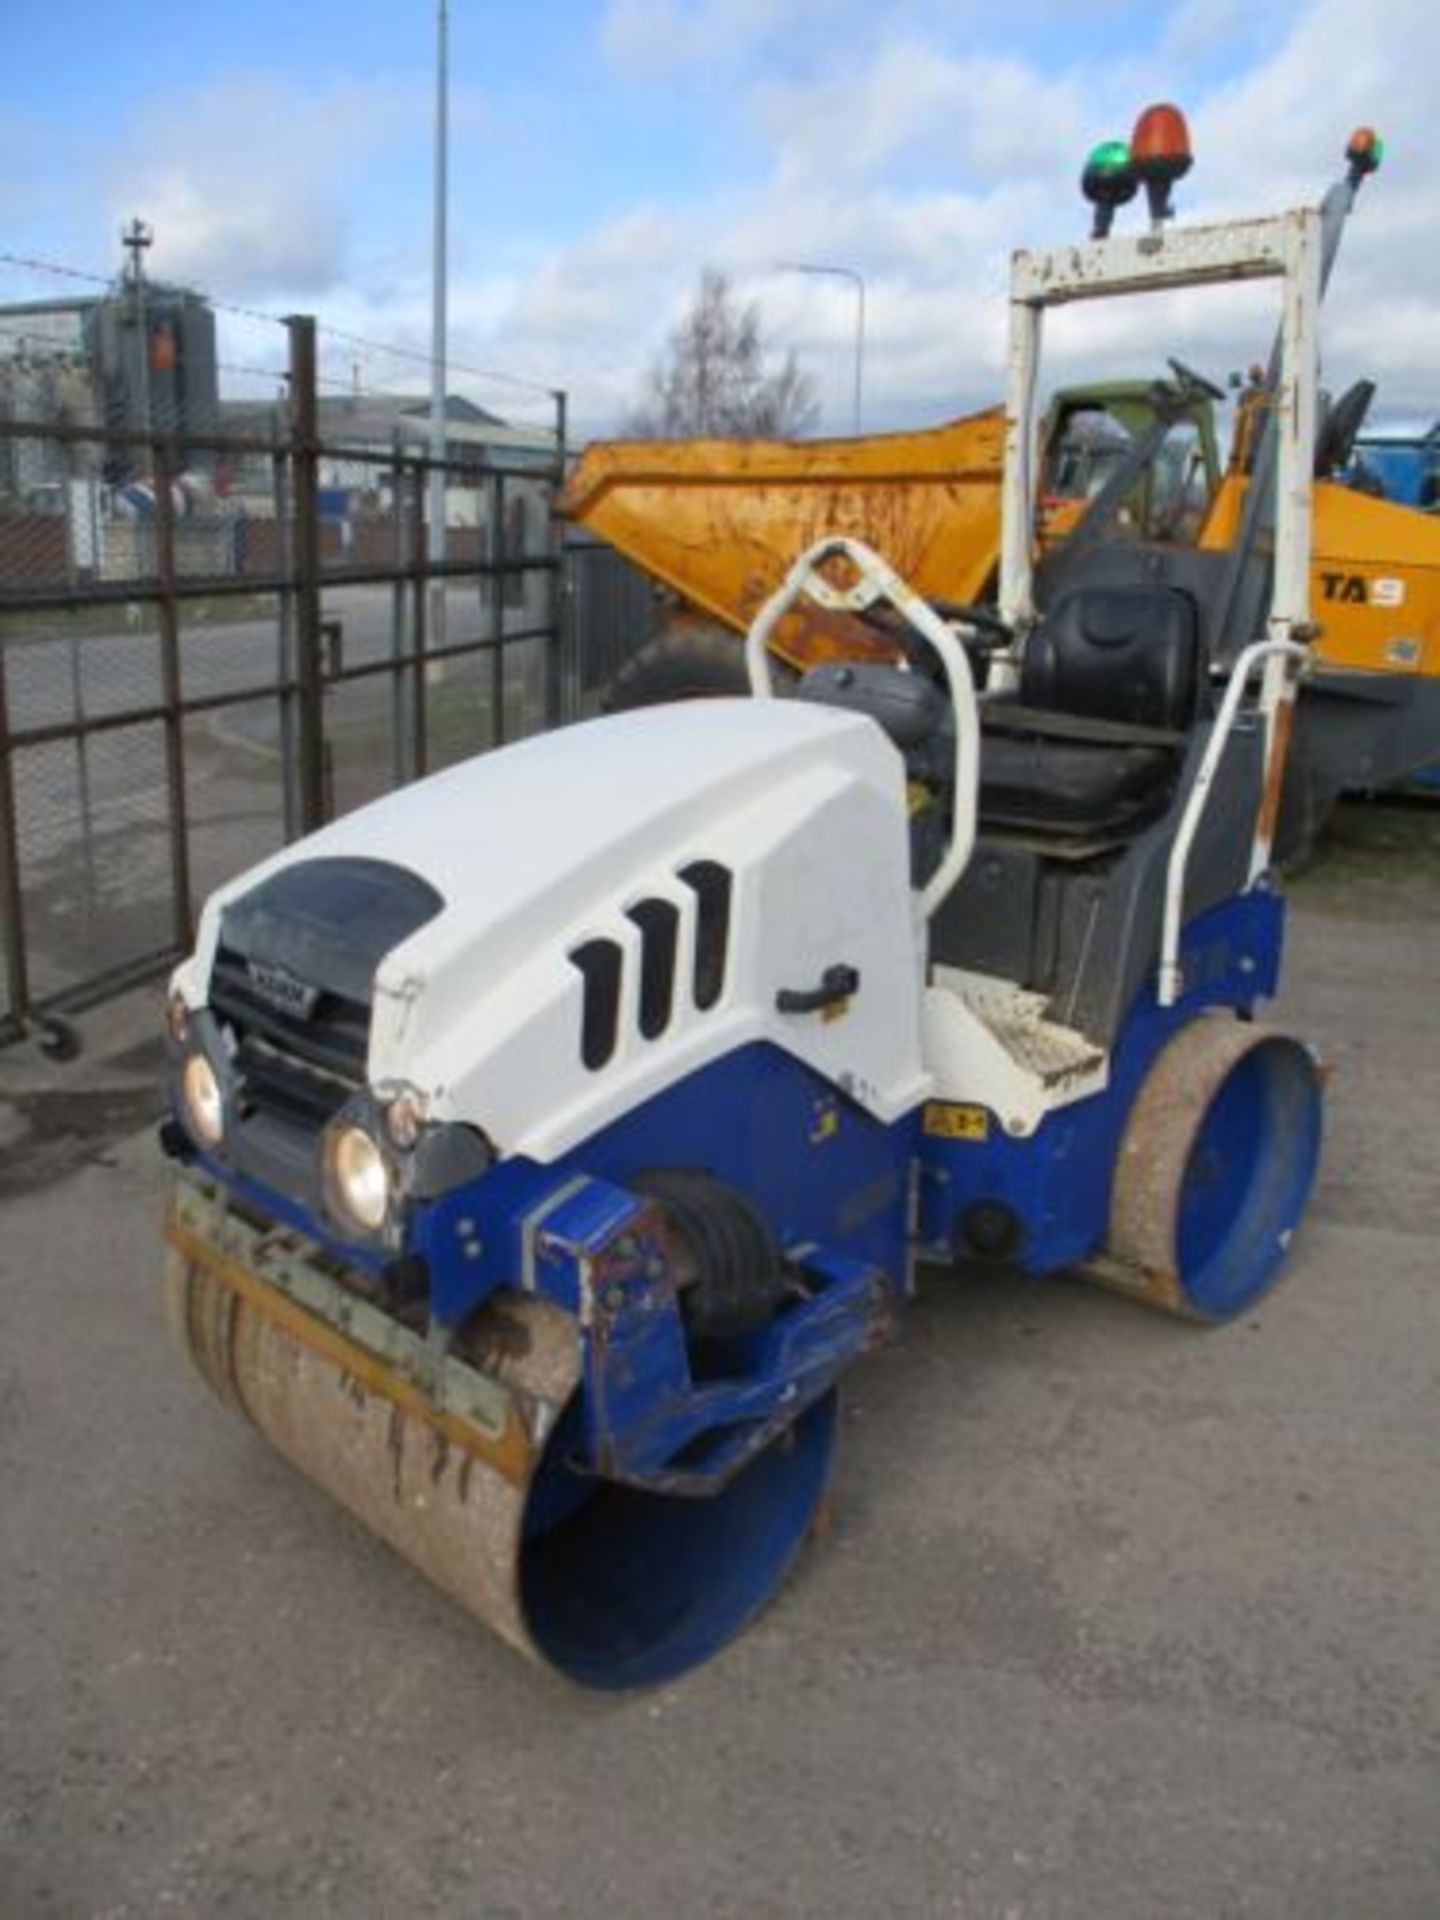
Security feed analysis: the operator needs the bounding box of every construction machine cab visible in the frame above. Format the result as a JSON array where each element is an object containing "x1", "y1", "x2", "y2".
[{"x1": 1037, "y1": 369, "x2": 1221, "y2": 551}]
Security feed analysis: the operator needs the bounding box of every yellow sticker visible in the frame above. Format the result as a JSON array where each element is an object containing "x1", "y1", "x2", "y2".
[{"x1": 923, "y1": 1101, "x2": 990, "y2": 1142}]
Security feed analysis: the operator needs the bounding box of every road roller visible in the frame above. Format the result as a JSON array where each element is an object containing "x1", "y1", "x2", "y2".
[{"x1": 161, "y1": 189, "x2": 1328, "y2": 1687}]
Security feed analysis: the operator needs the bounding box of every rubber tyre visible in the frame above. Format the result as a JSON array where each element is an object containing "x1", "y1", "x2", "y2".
[
  {"x1": 603, "y1": 622, "x2": 796, "y2": 712},
  {"x1": 1273, "y1": 749, "x2": 1337, "y2": 875},
  {"x1": 633, "y1": 1167, "x2": 787, "y2": 1339}
]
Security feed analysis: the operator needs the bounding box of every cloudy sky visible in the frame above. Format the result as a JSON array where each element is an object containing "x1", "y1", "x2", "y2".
[{"x1": 3, "y1": 0, "x2": 1436, "y2": 439}]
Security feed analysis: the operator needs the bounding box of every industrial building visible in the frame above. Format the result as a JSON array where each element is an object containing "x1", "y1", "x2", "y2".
[{"x1": 0, "y1": 280, "x2": 219, "y2": 497}]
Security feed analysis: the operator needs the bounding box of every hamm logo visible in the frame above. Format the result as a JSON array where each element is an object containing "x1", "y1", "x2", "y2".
[{"x1": 245, "y1": 959, "x2": 320, "y2": 1020}]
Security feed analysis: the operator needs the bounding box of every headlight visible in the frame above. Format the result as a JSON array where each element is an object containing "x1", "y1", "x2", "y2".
[
  {"x1": 326, "y1": 1123, "x2": 390, "y2": 1235},
  {"x1": 181, "y1": 1051, "x2": 225, "y2": 1147}
]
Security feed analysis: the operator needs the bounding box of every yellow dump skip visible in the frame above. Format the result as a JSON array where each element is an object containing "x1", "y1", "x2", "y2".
[{"x1": 561, "y1": 410, "x2": 1006, "y2": 669}]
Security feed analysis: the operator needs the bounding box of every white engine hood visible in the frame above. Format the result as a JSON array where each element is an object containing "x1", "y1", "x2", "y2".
[{"x1": 180, "y1": 698, "x2": 930, "y2": 1159}]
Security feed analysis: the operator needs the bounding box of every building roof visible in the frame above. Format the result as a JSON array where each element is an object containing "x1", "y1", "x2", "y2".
[
  {"x1": 219, "y1": 390, "x2": 556, "y2": 457},
  {"x1": 0, "y1": 295, "x2": 99, "y2": 319},
  {"x1": 0, "y1": 282, "x2": 208, "y2": 320}
]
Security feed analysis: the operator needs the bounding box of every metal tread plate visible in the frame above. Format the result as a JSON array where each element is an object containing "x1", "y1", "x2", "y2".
[{"x1": 933, "y1": 965, "x2": 1105, "y2": 1084}]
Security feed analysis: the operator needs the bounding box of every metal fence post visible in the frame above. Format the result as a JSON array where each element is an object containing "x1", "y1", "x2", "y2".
[
  {"x1": 545, "y1": 388, "x2": 567, "y2": 731},
  {"x1": 491, "y1": 468, "x2": 507, "y2": 746},
  {"x1": 271, "y1": 409, "x2": 302, "y2": 842},
  {"x1": 287, "y1": 315, "x2": 326, "y2": 832},
  {"x1": 408, "y1": 455, "x2": 429, "y2": 778},
  {"x1": 152, "y1": 441, "x2": 194, "y2": 948},
  {"x1": 0, "y1": 644, "x2": 33, "y2": 1034},
  {"x1": 61, "y1": 434, "x2": 99, "y2": 902},
  {"x1": 390, "y1": 428, "x2": 414, "y2": 785}
]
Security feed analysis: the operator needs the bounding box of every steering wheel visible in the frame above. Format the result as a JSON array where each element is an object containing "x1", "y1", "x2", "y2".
[
  {"x1": 858, "y1": 598, "x2": 1014, "y2": 652},
  {"x1": 1166, "y1": 356, "x2": 1226, "y2": 403}
]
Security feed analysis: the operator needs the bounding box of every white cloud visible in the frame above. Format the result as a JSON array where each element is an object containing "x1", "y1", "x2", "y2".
[
  {"x1": 758, "y1": 42, "x2": 1095, "y2": 192},
  {"x1": 508, "y1": 209, "x2": 686, "y2": 344},
  {"x1": 1162, "y1": 0, "x2": 1293, "y2": 64},
  {"x1": 101, "y1": 75, "x2": 419, "y2": 299},
  {"x1": 601, "y1": 0, "x2": 833, "y2": 77}
]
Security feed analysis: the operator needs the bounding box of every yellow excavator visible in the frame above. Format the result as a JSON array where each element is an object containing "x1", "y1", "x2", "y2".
[{"x1": 561, "y1": 128, "x2": 1438, "y2": 854}]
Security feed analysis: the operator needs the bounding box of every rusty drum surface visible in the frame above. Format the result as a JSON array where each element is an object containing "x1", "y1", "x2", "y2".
[
  {"x1": 1086, "y1": 1014, "x2": 1324, "y2": 1322},
  {"x1": 164, "y1": 1201, "x2": 840, "y2": 1689},
  {"x1": 165, "y1": 1235, "x2": 579, "y2": 1667}
]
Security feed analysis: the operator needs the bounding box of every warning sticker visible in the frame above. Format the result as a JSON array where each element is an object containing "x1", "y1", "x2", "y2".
[{"x1": 923, "y1": 1102, "x2": 990, "y2": 1142}]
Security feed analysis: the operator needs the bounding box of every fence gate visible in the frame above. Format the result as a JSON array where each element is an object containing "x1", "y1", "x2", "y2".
[{"x1": 0, "y1": 314, "x2": 576, "y2": 1055}]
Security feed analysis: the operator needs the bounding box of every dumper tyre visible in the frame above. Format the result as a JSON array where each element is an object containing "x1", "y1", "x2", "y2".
[
  {"x1": 604, "y1": 621, "x2": 796, "y2": 712},
  {"x1": 1273, "y1": 744, "x2": 1337, "y2": 874}
]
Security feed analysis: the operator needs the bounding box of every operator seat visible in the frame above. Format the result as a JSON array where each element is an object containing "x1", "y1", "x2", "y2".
[{"x1": 978, "y1": 584, "x2": 1203, "y2": 839}]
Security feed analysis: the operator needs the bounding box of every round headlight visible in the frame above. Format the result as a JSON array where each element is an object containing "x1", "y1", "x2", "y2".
[
  {"x1": 327, "y1": 1124, "x2": 390, "y2": 1234},
  {"x1": 181, "y1": 1051, "x2": 225, "y2": 1147}
]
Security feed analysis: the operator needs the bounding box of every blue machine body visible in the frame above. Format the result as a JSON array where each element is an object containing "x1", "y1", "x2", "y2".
[{"x1": 917, "y1": 890, "x2": 1283, "y2": 1273}]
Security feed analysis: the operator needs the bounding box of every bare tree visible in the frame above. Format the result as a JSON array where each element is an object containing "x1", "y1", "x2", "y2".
[{"x1": 625, "y1": 269, "x2": 821, "y2": 439}]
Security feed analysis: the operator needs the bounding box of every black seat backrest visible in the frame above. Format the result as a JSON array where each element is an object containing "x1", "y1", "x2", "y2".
[{"x1": 1020, "y1": 585, "x2": 1202, "y2": 731}]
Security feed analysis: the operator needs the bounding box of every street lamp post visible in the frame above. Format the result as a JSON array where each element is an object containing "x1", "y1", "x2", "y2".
[
  {"x1": 429, "y1": 0, "x2": 449, "y2": 665},
  {"x1": 779, "y1": 261, "x2": 866, "y2": 434}
]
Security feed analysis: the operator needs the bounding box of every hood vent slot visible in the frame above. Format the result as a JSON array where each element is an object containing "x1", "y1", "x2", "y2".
[
  {"x1": 570, "y1": 938, "x2": 623, "y2": 1070},
  {"x1": 679, "y1": 861, "x2": 732, "y2": 1011},
  {"x1": 628, "y1": 898, "x2": 680, "y2": 1040},
  {"x1": 570, "y1": 861, "x2": 735, "y2": 1072}
]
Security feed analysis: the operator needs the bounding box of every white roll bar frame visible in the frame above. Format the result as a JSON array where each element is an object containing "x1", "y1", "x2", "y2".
[
  {"x1": 999, "y1": 209, "x2": 1322, "y2": 641},
  {"x1": 1001, "y1": 205, "x2": 1324, "y2": 1008},
  {"x1": 743, "y1": 536, "x2": 980, "y2": 922},
  {"x1": 1158, "y1": 637, "x2": 1308, "y2": 1006}
]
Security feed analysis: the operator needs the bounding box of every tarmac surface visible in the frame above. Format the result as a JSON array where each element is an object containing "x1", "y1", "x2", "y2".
[{"x1": 1, "y1": 801, "x2": 1437, "y2": 1918}]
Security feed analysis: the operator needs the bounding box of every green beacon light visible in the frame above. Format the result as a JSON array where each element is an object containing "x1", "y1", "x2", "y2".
[{"x1": 1082, "y1": 139, "x2": 1138, "y2": 240}]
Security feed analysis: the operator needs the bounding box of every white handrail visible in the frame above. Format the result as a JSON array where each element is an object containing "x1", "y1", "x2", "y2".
[
  {"x1": 743, "y1": 536, "x2": 980, "y2": 920},
  {"x1": 1158, "y1": 637, "x2": 1307, "y2": 1006}
]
